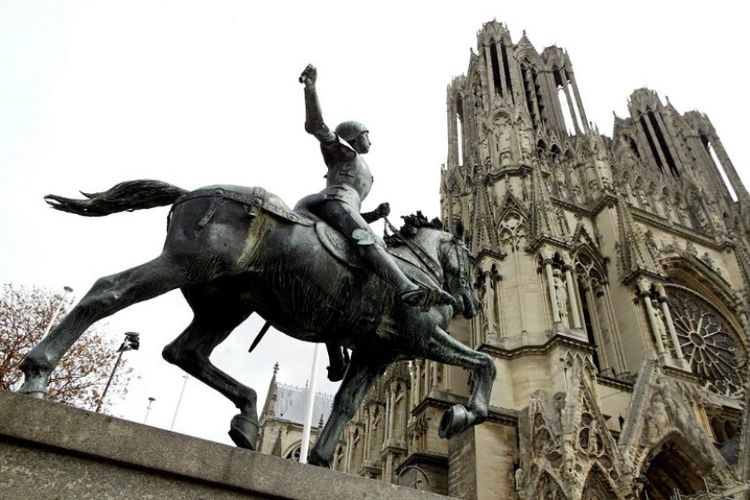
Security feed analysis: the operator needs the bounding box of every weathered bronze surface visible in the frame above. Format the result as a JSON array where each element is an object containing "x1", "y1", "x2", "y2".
[
  {"x1": 18, "y1": 66, "x2": 496, "y2": 467},
  {"x1": 296, "y1": 64, "x2": 455, "y2": 312}
]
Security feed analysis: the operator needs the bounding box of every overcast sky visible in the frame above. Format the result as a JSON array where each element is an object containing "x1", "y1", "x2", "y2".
[{"x1": 2, "y1": 1, "x2": 749, "y2": 446}]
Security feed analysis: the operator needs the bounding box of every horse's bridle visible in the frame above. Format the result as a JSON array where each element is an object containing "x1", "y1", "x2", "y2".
[
  {"x1": 384, "y1": 217, "x2": 473, "y2": 295},
  {"x1": 384, "y1": 217, "x2": 444, "y2": 286},
  {"x1": 450, "y1": 237, "x2": 473, "y2": 295}
]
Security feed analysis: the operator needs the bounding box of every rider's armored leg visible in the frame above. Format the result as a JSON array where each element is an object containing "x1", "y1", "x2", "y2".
[{"x1": 314, "y1": 200, "x2": 454, "y2": 310}]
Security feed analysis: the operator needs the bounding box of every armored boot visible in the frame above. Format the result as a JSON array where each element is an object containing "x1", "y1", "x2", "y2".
[
  {"x1": 315, "y1": 199, "x2": 455, "y2": 311},
  {"x1": 361, "y1": 242, "x2": 455, "y2": 311}
]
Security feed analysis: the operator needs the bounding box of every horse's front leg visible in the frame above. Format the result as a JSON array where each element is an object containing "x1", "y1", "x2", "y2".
[
  {"x1": 308, "y1": 351, "x2": 385, "y2": 467},
  {"x1": 419, "y1": 325, "x2": 496, "y2": 438}
]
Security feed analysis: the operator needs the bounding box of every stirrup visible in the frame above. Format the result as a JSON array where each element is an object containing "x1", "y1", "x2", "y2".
[{"x1": 400, "y1": 287, "x2": 455, "y2": 312}]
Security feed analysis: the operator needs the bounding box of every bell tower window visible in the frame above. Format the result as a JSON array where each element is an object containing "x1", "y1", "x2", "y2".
[
  {"x1": 647, "y1": 111, "x2": 679, "y2": 177},
  {"x1": 490, "y1": 42, "x2": 503, "y2": 96},
  {"x1": 639, "y1": 116, "x2": 663, "y2": 173},
  {"x1": 501, "y1": 42, "x2": 514, "y2": 102}
]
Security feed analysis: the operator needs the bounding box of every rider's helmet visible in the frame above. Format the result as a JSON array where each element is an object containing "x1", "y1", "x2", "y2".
[{"x1": 335, "y1": 121, "x2": 368, "y2": 143}]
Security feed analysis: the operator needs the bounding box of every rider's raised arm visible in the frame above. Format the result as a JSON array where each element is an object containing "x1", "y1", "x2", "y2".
[{"x1": 300, "y1": 64, "x2": 336, "y2": 144}]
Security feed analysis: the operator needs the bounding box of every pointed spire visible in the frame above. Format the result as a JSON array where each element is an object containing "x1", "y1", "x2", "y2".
[
  {"x1": 260, "y1": 362, "x2": 281, "y2": 422},
  {"x1": 616, "y1": 199, "x2": 664, "y2": 283},
  {"x1": 470, "y1": 185, "x2": 497, "y2": 252},
  {"x1": 530, "y1": 168, "x2": 561, "y2": 244},
  {"x1": 517, "y1": 29, "x2": 534, "y2": 49}
]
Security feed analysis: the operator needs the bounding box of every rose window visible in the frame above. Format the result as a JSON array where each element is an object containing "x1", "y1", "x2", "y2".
[{"x1": 667, "y1": 287, "x2": 746, "y2": 397}]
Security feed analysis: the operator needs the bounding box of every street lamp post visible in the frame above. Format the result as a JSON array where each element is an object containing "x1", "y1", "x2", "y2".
[
  {"x1": 144, "y1": 397, "x2": 156, "y2": 424},
  {"x1": 43, "y1": 286, "x2": 74, "y2": 337},
  {"x1": 95, "y1": 332, "x2": 140, "y2": 413},
  {"x1": 170, "y1": 374, "x2": 189, "y2": 430}
]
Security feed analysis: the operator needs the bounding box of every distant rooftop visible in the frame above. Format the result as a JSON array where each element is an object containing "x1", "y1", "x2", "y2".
[{"x1": 273, "y1": 383, "x2": 334, "y2": 426}]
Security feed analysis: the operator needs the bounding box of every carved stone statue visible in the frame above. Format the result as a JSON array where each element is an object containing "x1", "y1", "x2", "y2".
[
  {"x1": 514, "y1": 467, "x2": 525, "y2": 492},
  {"x1": 651, "y1": 299, "x2": 669, "y2": 354},
  {"x1": 479, "y1": 266, "x2": 497, "y2": 335},
  {"x1": 556, "y1": 169, "x2": 568, "y2": 199},
  {"x1": 17, "y1": 65, "x2": 496, "y2": 469},
  {"x1": 553, "y1": 268, "x2": 569, "y2": 327}
]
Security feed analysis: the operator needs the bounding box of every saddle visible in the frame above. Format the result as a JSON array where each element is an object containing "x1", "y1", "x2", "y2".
[{"x1": 181, "y1": 186, "x2": 368, "y2": 268}]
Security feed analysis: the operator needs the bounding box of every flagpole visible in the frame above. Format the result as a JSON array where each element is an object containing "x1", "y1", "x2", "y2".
[
  {"x1": 298, "y1": 343, "x2": 320, "y2": 464},
  {"x1": 170, "y1": 374, "x2": 189, "y2": 430}
]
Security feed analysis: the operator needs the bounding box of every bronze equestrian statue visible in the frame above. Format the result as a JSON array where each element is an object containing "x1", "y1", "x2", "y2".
[
  {"x1": 296, "y1": 64, "x2": 455, "y2": 311},
  {"x1": 18, "y1": 65, "x2": 496, "y2": 467}
]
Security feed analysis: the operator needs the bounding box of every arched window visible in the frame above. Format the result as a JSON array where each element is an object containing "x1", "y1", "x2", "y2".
[
  {"x1": 500, "y1": 41, "x2": 514, "y2": 102},
  {"x1": 350, "y1": 428, "x2": 363, "y2": 472},
  {"x1": 701, "y1": 133, "x2": 738, "y2": 202},
  {"x1": 456, "y1": 96, "x2": 465, "y2": 166},
  {"x1": 627, "y1": 135, "x2": 641, "y2": 159},
  {"x1": 574, "y1": 249, "x2": 620, "y2": 374},
  {"x1": 647, "y1": 111, "x2": 679, "y2": 177},
  {"x1": 285, "y1": 443, "x2": 302, "y2": 461},
  {"x1": 520, "y1": 60, "x2": 544, "y2": 130},
  {"x1": 333, "y1": 444, "x2": 344, "y2": 471},
  {"x1": 498, "y1": 211, "x2": 528, "y2": 252},
  {"x1": 489, "y1": 40, "x2": 502, "y2": 96}
]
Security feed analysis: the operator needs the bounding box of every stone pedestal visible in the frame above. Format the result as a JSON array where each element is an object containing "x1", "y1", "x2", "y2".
[{"x1": 0, "y1": 390, "x2": 450, "y2": 499}]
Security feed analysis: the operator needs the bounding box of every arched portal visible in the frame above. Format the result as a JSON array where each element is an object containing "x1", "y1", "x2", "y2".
[
  {"x1": 581, "y1": 465, "x2": 619, "y2": 500},
  {"x1": 535, "y1": 472, "x2": 566, "y2": 500},
  {"x1": 641, "y1": 441, "x2": 705, "y2": 499}
]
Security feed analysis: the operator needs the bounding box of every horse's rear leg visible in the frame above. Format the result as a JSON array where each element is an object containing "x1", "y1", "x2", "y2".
[
  {"x1": 419, "y1": 326, "x2": 496, "y2": 439},
  {"x1": 161, "y1": 292, "x2": 257, "y2": 449},
  {"x1": 19, "y1": 255, "x2": 189, "y2": 397},
  {"x1": 308, "y1": 352, "x2": 385, "y2": 467}
]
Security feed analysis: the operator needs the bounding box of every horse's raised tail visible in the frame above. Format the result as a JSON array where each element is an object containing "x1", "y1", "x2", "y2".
[{"x1": 44, "y1": 180, "x2": 188, "y2": 217}]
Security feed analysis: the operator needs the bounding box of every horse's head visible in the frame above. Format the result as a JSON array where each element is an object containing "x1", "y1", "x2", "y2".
[{"x1": 389, "y1": 212, "x2": 480, "y2": 319}]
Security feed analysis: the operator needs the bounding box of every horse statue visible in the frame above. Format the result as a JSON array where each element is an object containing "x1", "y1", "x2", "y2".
[{"x1": 18, "y1": 180, "x2": 496, "y2": 466}]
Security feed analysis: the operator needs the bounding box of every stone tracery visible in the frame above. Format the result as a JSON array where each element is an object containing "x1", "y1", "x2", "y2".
[
  {"x1": 259, "y1": 20, "x2": 750, "y2": 500},
  {"x1": 666, "y1": 286, "x2": 747, "y2": 397}
]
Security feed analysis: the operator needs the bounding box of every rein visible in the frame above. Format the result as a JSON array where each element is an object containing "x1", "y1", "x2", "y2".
[
  {"x1": 452, "y1": 239, "x2": 471, "y2": 291},
  {"x1": 384, "y1": 217, "x2": 444, "y2": 286}
]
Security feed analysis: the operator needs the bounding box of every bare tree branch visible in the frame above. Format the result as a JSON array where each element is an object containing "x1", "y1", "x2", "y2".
[{"x1": 0, "y1": 283, "x2": 132, "y2": 411}]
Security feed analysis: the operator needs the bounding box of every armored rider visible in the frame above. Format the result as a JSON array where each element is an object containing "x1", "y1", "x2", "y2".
[{"x1": 297, "y1": 64, "x2": 455, "y2": 311}]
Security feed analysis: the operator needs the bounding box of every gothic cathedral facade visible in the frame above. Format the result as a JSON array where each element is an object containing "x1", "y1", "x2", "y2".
[{"x1": 263, "y1": 21, "x2": 750, "y2": 499}]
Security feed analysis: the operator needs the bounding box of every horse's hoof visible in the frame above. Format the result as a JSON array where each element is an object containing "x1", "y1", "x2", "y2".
[
  {"x1": 17, "y1": 377, "x2": 49, "y2": 398},
  {"x1": 439, "y1": 404, "x2": 471, "y2": 439},
  {"x1": 307, "y1": 449, "x2": 330, "y2": 468},
  {"x1": 17, "y1": 359, "x2": 50, "y2": 398},
  {"x1": 18, "y1": 390, "x2": 47, "y2": 399},
  {"x1": 228, "y1": 413, "x2": 258, "y2": 451}
]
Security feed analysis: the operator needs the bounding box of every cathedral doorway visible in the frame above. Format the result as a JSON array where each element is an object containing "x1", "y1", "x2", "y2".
[
  {"x1": 581, "y1": 466, "x2": 618, "y2": 500},
  {"x1": 640, "y1": 441, "x2": 704, "y2": 499}
]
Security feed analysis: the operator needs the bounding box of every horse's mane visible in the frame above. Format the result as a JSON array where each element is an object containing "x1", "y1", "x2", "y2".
[{"x1": 384, "y1": 211, "x2": 445, "y2": 248}]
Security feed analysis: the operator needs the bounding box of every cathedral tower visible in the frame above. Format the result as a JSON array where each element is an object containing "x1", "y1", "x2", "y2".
[{"x1": 286, "y1": 21, "x2": 750, "y2": 500}]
